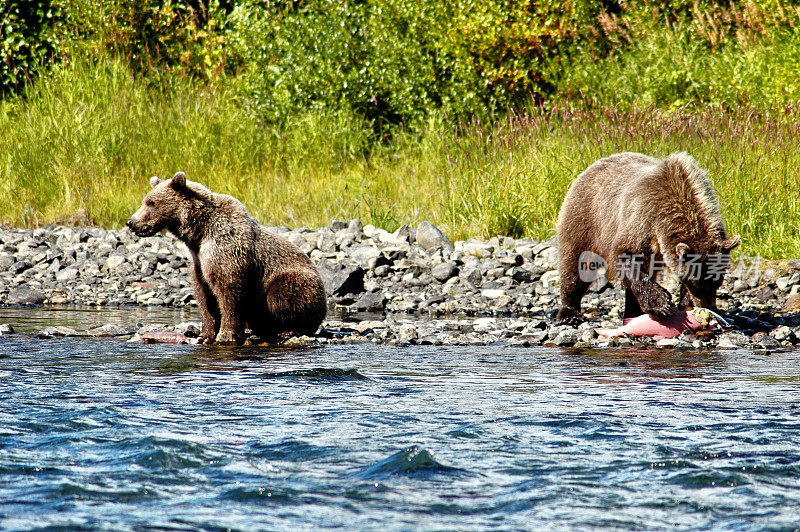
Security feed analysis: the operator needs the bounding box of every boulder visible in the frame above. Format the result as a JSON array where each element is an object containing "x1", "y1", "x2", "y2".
[
  {"x1": 415, "y1": 221, "x2": 454, "y2": 253},
  {"x1": 7, "y1": 286, "x2": 46, "y2": 305},
  {"x1": 318, "y1": 263, "x2": 366, "y2": 296}
]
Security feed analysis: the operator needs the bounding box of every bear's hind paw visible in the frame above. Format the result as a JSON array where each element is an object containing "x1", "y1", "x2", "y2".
[{"x1": 215, "y1": 330, "x2": 243, "y2": 346}]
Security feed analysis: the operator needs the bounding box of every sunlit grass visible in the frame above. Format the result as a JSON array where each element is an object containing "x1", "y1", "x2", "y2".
[{"x1": 1, "y1": 59, "x2": 798, "y2": 259}]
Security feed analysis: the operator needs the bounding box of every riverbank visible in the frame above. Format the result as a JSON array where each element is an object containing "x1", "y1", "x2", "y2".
[{"x1": 1, "y1": 222, "x2": 799, "y2": 350}]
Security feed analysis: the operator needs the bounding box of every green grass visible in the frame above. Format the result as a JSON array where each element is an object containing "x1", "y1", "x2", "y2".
[{"x1": 1, "y1": 59, "x2": 799, "y2": 259}]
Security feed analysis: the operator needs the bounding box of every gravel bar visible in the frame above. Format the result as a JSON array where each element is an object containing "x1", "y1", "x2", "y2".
[{"x1": 1, "y1": 220, "x2": 799, "y2": 350}]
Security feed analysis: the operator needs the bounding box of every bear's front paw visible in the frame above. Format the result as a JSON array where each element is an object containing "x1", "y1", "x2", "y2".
[
  {"x1": 647, "y1": 298, "x2": 678, "y2": 319},
  {"x1": 199, "y1": 327, "x2": 216, "y2": 344},
  {"x1": 215, "y1": 330, "x2": 242, "y2": 345},
  {"x1": 556, "y1": 306, "x2": 584, "y2": 325}
]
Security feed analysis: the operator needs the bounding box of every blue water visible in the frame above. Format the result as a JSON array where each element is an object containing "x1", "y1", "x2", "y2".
[{"x1": 1, "y1": 310, "x2": 800, "y2": 530}]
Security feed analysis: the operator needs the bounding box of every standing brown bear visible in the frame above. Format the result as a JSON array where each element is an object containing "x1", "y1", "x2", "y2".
[
  {"x1": 556, "y1": 152, "x2": 741, "y2": 325},
  {"x1": 127, "y1": 172, "x2": 327, "y2": 345}
]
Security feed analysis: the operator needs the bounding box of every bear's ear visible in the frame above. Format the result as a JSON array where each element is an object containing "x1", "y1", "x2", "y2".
[
  {"x1": 675, "y1": 242, "x2": 690, "y2": 258},
  {"x1": 171, "y1": 172, "x2": 187, "y2": 189},
  {"x1": 149, "y1": 176, "x2": 161, "y2": 188},
  {"x1": 721, "y1": 234, "x2": 741, "y2": 251}
]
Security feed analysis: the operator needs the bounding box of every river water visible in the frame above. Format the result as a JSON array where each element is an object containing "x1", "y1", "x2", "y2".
[{"x1": 1, "y1": 308, "x2": 799, "y2": 530}]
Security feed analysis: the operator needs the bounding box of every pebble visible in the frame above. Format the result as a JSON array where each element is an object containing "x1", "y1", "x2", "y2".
[{"x1": 0, "y1": 222, "x2": 798, "y2": 349}]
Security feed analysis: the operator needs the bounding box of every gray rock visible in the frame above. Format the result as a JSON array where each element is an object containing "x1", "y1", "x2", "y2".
[
  {"x1": 416, "y1": 221, "x2": 454, "y2": 253},
  {"x1": 509, "y1": 267, "x2": 534, "y2": 283},
  {"x1": 757, "y1": 334, "x2": 780, "y2": 348},
  {"x1": 175, "y1": 322, "x2": 201, "y2": 337},
  {"x1": 318, "y1": 263, "x2": 365, "y2": 296},
  {"x1": 352, "y1": 292, "x2": 388, "y2": 312},
  {"x1": 35, "y1": 326, "x2": 84, "y2": 338},
  {"x1": 540, "y1": 270, "x2": 560, "y2": 288},
  {"x1": 348, "y1": 218, "x2": 364, "y2": 235},
  {"x1": 775, "y1": 276, "x2": 793, "y2": 291},
  {"x1": 515, "y1": 331, "x2": 547, "y2": 345},
  {"x1": 393, "y1": 225, "x2": 413, "y2": 244},
  {"x1": 330, "y1": 220, "x2": 348, "y2": 232},
  {"x1": 0, "y1": 255, "x2": 15, "y2": 270},
  {"x1": 397, "y1": 324, "x2": 419, "y2": 342},
  {"x1": 9, "y1": 261, "x2": 32, "y2": 275},
  {"x1": 86, "y1": 324, "x2": 136, "y2": 337},
  {"x1": 717, "y1": 332, "x2": 750, "y2": 349},
  {"x1": 772, "y1": 325, "x2": 794, "y2": 342},
  {"x1": 481, "y1": 289, "x2": 505, "y2": 299},
  {"x1": 732, "y1": 279, "x2": 749, "y2": 293},
  {"x1": 461, "y1": 267, "x2": 482, "y2": 286},
  {"x1": 7, "y1": 286, "x2": 46, "y2": 305},
  {"x1": 553, "y1": 328, "x2": 578, "y2": 346},
  {"x1": 431, "y1": 262, "x2": 459, "y2": 282},
  {"x1": 349, "y1": 244, "x2": 381, "y2": 266},
  {"x1": 473, "y1": 317, "x2": 497, "y2": 333}
]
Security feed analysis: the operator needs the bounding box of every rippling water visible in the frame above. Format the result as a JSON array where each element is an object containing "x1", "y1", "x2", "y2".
[{"x1": 1, "y1": 309, "x2": 800, "y2": 530}]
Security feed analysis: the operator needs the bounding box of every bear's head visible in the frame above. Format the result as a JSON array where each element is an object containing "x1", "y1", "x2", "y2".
[
  {"x1": 126, "y1": 172, "x2": 196, "y2": 238},
  {"x1": 672, "y1": 234, "x2": 741, "y2": 309}
]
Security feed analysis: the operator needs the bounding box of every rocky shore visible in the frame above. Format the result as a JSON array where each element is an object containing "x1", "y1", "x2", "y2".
[{"x1": 1, "y1": 221, "x2": 800, "y2": 350}]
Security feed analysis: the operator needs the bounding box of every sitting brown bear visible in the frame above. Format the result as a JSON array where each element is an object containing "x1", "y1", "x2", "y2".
[
  {"x1": 556, "y1": 152, "x2": 741, "y2": 325},
  {"x1": 127, "y1": 172, "x2": 327, "y2": 345}
]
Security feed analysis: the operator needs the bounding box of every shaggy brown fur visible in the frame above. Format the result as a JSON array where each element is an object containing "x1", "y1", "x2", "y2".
[
  {"x1": 556, "y1": 152, "x2": 741, "y2": 325},
  {"x1": 127, "y1": 172, "x2": 327, "y2": 345}
]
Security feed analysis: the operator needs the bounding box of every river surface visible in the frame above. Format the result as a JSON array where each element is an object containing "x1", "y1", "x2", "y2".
[{"x1": 1, "y1": 308, "x2": 799, "y2": 530}]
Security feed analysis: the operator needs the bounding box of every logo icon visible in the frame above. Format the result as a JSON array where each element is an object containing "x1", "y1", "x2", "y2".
[{"x1": 578, "y1": 251, "x2": 607, "y2": 283}]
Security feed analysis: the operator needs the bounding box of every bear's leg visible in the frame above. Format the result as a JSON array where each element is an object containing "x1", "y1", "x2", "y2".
[
  {"x1": 618, "y1": 256, "x2": 677, "y2": 319},
  {"x1": 262, "y1": 271, "x2": 326, "y2": 336},
  {"x1": 678, "y1": 284, "x2": 695, "y2": 309},
  {"x1": 212, "y1": 287, "x2": 246, "y2": 345},
  {"x1": 623, "y1": 286, "x2": 644, "y2": 319},
  {"x1": 556, "y1": 246, "x2": 590, "y2": 325},
  {"x1": 192, "y1": 263, "x2": 220, "y2": 344}
]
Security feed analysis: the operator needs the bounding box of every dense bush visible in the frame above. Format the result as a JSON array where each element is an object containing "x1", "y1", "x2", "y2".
[
  {"x1": 0, "y1": 0, "x2": 60, "y2": 95},
  {"x1": 556, "y1": 1, "x2": 800, "y2": 108},
  {"x1": 228, "y1": 0, "x2": 600, "y2": 131},
  {"x1": 51, "y1": 0, "x2": 235, "y2": 80},
  {"x1": 6, "y1": 0, "x2": 800, "y2": 122},
  {"x1": 1, "y1": 0, "x2": 234, "y2": 95}
]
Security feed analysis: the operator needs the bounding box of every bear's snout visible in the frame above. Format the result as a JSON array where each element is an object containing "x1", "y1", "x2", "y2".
[{"x1": 126, "y1": 214, "x2": 156, "y2": 237}]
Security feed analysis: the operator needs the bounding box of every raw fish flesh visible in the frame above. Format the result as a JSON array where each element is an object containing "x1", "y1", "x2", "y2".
[{"x1": 597, "y1": 308, "x2": 725, "y2": 339}]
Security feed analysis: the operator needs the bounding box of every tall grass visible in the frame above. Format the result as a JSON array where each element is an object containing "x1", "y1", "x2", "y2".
[
  {"x1": 1, "y1": 59, "x2": 799, "y2": 259},
  {"x1": 555, "y1": 3, "x2": 800, "y2": 109},
  {"x1": 429, "y1": 105, "x2": 800, "y2": 259}
]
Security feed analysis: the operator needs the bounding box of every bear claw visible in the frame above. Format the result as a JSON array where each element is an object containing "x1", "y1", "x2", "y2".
[
  {"x1": 215, "y1": 330, "x2": 241, "y2": 345},
  {"x1": 556, "y1": 307, "x2": 584, "y2": 326}
]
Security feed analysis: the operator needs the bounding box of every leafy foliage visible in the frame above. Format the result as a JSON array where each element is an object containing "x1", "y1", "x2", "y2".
[
  {"x1": 0, "y1": 0, "x2": 60, "y2": 95},
  {"x1": 52, "y1": 0, "x2": 235, "y2": 80},
  {"x1": 228, "y1": 0, "x2": 601, "y2": 131}
]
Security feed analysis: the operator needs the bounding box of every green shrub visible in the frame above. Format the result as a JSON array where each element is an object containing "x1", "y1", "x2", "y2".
[
  {"x1": 554, "y1": 1, "x2": 800, "y2": 108},
  {"x1": 228, "y1": 0, "x2": 601, "y2": 131},
  {"x1": 53, "y1": 0, "x2": 234, "y2": 80},
  {"x1": 0, "y1": 0, "x2": 60, "y2": 95},
  {"x1": 1, "y1": 0, "x2": 234, "y2": 97}
]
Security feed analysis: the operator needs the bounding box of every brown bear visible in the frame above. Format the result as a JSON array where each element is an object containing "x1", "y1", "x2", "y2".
[
  {"x1": 127, "y1": 172, "x2": 327, "y2": 345},
  {"x1": 555, "y1": 152, "x2": 741, "y2": 325}
]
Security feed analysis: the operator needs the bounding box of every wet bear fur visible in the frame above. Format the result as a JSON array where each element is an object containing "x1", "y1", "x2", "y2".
[
  {"x1": 127, "y1": 172, "x2": 327, "y2": 344},
  {"x1": 556, "y1": 152, "x2": 741, "y2": 325}
]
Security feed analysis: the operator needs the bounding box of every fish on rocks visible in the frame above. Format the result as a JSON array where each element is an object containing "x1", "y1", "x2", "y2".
[{"x1": 596, "y1": 308, "x2": 729, "y2": 339}]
